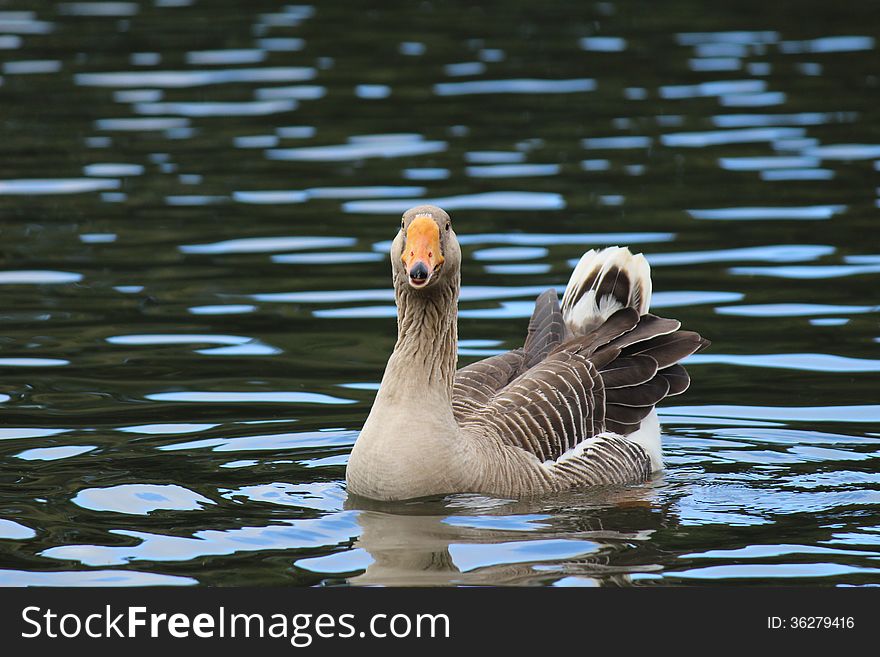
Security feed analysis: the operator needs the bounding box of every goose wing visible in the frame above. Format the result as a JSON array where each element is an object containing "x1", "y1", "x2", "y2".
[
  {"x1": 453, "y1": 349, "x2": 527, "y2": 420},
  {"x1": 453, "y1": 290, "x2": 567, "y2": 422},
  {"x1": 462, "y1": 306, "x2": 708, "y2": 479}
]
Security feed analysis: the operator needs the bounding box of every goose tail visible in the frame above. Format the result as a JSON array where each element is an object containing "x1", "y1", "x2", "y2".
[{"x1": 560, "y1": 246, "x2": 652, "y2": 336}]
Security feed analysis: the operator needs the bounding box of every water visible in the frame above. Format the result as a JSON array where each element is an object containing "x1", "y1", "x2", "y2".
[{"x1": 1, "y1": 0, "x2": 879, "y2": 587}]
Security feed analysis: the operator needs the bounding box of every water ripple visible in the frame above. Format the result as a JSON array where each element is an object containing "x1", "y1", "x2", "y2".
[
  {"x1": 0, "y1": 270, "x2": 82, "y2": 284},
  {"x1": 59, "y1": 3, "x2": 139, "y2": 17},
  {"x1": 119, "y1": 423, "x2": 219, "y2": 435},
  {"x1": 449, "y1": 539, "x2": 600, "y2": 573},
  {"x1": 75, "y1": 66, "x2": 316, "y2": 88},
  {"x1": 15, "y1": 445, "x2": 95, "y2": 461},
  {"x1": 73, "y1": 484, "x2": 215, "y2": 515},
  {"x1": 718, "y1": 156, "x2": 819, "y2": 171},
  {"x1": 185, "y1": 49, "x2": 266, "y2": 65},
  {"x1": 717, "y1": 303, "x2": 875, "y2": 317},
  {"x1": 712, "y1": 112, "x2": 856, "y2": 128},
  {"x1": 156, "y1": 429, "x2": 342, "y2": 455},
  {"x1": 688, "y1": 353, "x2": 880, "y2": 373},
  {"x1": 0, "y1": 16, "x2": 54, "y2": 35},
  {"x1": 135, "y1": 99, "x2": 297, "y2": 117},
  {"x1": 0, "y1": 178, "x2": 118, "y2": 194},
  {"x1": 146, "y1": 392, "x2": 355, "y2": 405},
  {"x1": 662, "y1": 127, "x2": 804, "y2": 147},
  {"x1": 670, "y1": 563, "x2": 880, "y2": 580},
  {"x1": 663, "y1": 404, "x2": 880, "y2": 423},
  {"x1": 583, "y1": 136, "x2": 651, "y2": 149},
  {"x1": 465, "y1": 164, "x2": 560, "y2": 178},
  {"x1": 95, "y1": 117, "x2": 189, "y2": 131},
  {"x1": 434, "y1": 78, "x2": 596, "y2": 95},
  {"x1": 804, "y1": 144, "x2": 880, "y2": 160},
  {"x1": 779, "y1": 36, "x2": 874, "y2": 54},
  {"x1": 343, "y1": 191, "x2": 565, "y2": 214},
  {"x1": 41, "y1": 511, "x2": 362, "y2": 566},
  {"x1": 0, "y1": 428, "x2": 70, "y2": 441},
  {"x1": 761, "y1": 169, "x2": 835, "y2": 181},
  {"x1": 0, "y1": 570, "x2": 197, "y2": 586},
  {"x1": 648, "y1": 244, "x2": 832, "y2": 266},
  {"x1": 0, "y1": 358, "x2": 69, "y2": 367},
  {"x1": 221, "y1": 482, "x2": 345, "y2": 511},
  {"x1": 83, "y1": 163, "x2": 144, "y2": 176},
  {"x1": 472, "y1": 247, "x2": 548, "y2": 261},
  {"x1": 3, "y1": 60, "x2": 62, "y2": 74},
  {"x1": 676, "y1": 31, "x2": 779, "y2": 46},
  {"x1": 0, "y1": 519, "x2": 36, "y2": 540},
  {"x1": 443, "y1": 515, "x2": 551, "y2": 531},
  {"x1": 107, "y1": 333, "x2": 252, "y2": 346},
  {"x1": 688, "y1": 205, "x2": 846, "y2": 221},
  {"x1": 465, "y1": 151, "x2": 525, "y2": 163},
  {"x1": 235, "y1": 186, "x2": 425, "y2": 204},
  {"x1": 181, "y1": 236, "x2": 354, "y2": 254},
  {"x1": 444, "y1": 62, "x2": 486, "y2": 77},
  {"x1": 579, "y1": 36, "x2": 626, "y2": 52},
  {"x1": 267, "y1": 137, "x2": 446, "y2": 162},
  {"x1": 730, "y1": 263, "x2": 880, "y2": 279},
  {"x1": 255, "y1": 85, "x2": 325, "y2": 101}
]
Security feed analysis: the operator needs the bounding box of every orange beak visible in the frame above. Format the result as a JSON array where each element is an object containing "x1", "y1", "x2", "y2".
[{"x1": 401, "y1": 216, "x2": 444, "y2": 287}]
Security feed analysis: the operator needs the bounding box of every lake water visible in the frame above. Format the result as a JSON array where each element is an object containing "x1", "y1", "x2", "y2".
[{"x1": 1, "y1": 0, "x2": 879, "y2": 587}]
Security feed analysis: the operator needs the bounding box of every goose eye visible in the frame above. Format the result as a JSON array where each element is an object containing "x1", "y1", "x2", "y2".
[
  {"x1": 445, "y1": 223, "x2": 450, "y2": 231},
  {"x1": 401, "y1": 221, "x2": 405, "y2": 230}
]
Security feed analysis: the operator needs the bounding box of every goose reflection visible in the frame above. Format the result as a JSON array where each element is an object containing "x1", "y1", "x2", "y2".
[{"x1": 339, "y1": 482, "x2": 672, "y2": 586}]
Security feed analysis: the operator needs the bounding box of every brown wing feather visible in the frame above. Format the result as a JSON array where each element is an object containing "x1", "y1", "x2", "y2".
[
  {"x1": 660, "y1": 364, "x2": 691, "y2": 396},
  {"x1": 462, "y1": 350, "x2": 604, "y2": 462},
  {"x1": 463, "y1": 348, "x2": 653, "y2": 485},
  {"x1": 596, "y1": 355, "x2": 658, "y2": 388},
  {"x1": 551, "y1": 434, "x2": 652, "y2": 486},
  {"x1": 456, "y1": 290, "x2": 708, "y2": 468},
  {"x1": 454, "y1": 289, "x2": 568, "y2": 422},
  {"x1": 453, "y1": 350, "x2": 527, "y2": 421},
  {"x1": 604, "y1": 375, "x2": 670, "y2": 407},
  {"x1": 604, "y1": 314, "x2": 681, "y2": 351},
  {"x1": 522, "y1": 289, "x2": 568, "y2": 368},
  {"x1": 592, "y1": 316, "x2": 708, "y2": 435},
  {"x1": 622, "y1": 331, "x2": 708, "y2": 369},
  {"x1": 551, "y1": 307, "x2": 640, "y2": 360}
]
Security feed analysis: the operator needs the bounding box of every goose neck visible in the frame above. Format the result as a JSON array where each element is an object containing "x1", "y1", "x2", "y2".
[{"x1": 386, "y1": 278, "x2": 459, "y2": 403}]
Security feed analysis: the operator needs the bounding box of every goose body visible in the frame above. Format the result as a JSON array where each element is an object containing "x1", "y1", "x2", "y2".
[{"x1": 346, "y1": 205, "x2": 709, "y2": 501}]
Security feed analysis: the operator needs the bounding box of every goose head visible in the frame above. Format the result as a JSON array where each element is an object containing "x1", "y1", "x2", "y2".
[{"x1": 391, "y1": 204, "x2": 460, "y2": 291}]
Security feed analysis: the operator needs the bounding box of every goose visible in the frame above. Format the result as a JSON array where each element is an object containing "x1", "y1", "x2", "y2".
[{"x1": 346, "y1": 204, "x2": 709, "y2": 501}]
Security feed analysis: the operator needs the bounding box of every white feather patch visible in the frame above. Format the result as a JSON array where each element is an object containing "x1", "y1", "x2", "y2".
[
  {"x1": 624, "y1": 408, "x2": 663, "y2": 472},
  {"x1": 561, "y1": 246, "x2": 653, "y2": 335},
  {"x1": 542, "y1": 410, "x2": 663, "y2": 472}
]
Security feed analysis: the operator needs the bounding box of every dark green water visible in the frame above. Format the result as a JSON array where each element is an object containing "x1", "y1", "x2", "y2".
[{"x1": 1, "y1": 0, "x2": 879, "y2": 586}]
